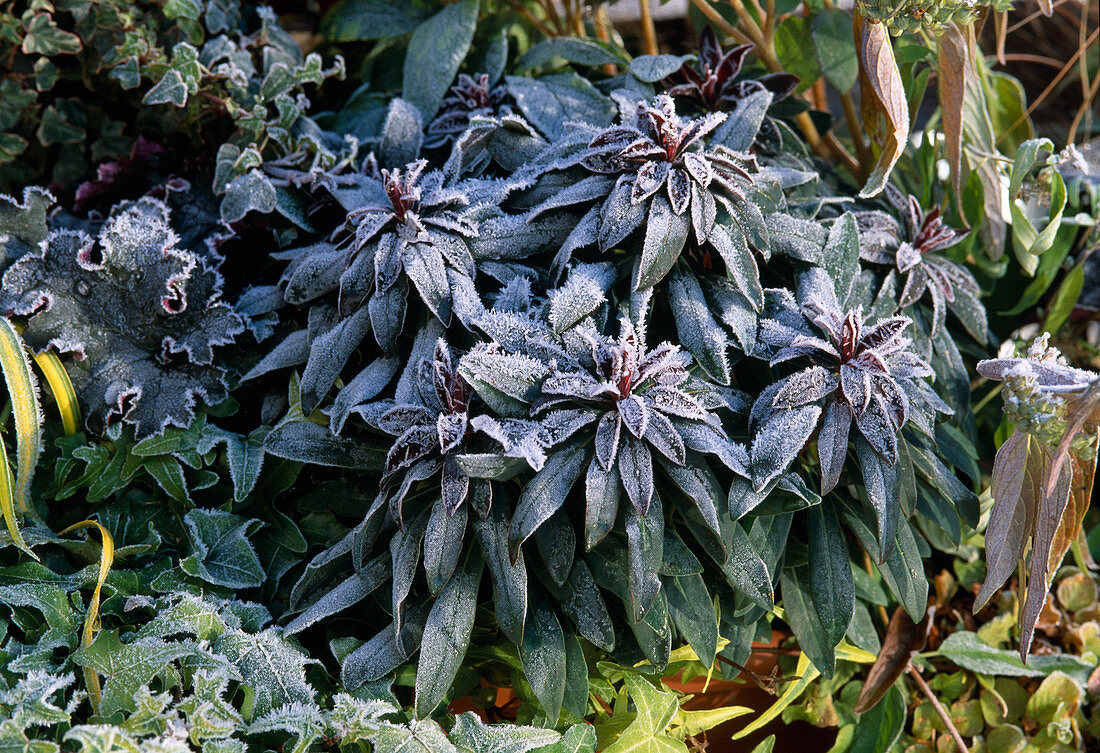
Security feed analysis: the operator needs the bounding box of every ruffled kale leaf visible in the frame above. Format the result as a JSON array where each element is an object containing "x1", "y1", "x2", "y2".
[{"x1": 1, "y1": 197, "x2": 243, "y2": 438}]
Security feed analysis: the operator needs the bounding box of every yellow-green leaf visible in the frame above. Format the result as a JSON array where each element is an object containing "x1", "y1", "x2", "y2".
[
  {"x1": 732, "y1": 653, "x2": 820, "y2": 740},
  {"x1": 0, "y1": 317, "x2": 43, "y2": 513},
  {"x1": 0, "y1": 432, "x2": 34, "y2": 558},
  {"x1": 60, "y1": 519, "x2": 115, "y2": 714},
  {"x1": 31, "y1": 349, "x2": 79, "y2": 435}
]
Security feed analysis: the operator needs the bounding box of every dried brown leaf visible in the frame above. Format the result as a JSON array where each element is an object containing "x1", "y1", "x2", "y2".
[
  {"x1": 857, "y1": 21, "x2": 908, "y2": 198},
  {"x1": 853, "y1": 605, "x2": 929, "y2": 713}
]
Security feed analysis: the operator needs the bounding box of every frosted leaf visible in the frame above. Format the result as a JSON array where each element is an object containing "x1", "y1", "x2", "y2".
[
  {"x1": 643, "y1": 386, "x2": 706, "y2": 421},
  {"x1": 459, "y1": 345, "x2": 549, "y2": 404},
  {"x1": 437, "y1": 412, "x2": 468, "y2": 453},
  {"x1": 548, "y1": 262, "x2": 615, "y2": 333},
  {"x1": 0, "y1": 187, "x2": 53, "y2": 271},
  {"x1": 2, "y1": 198, "x2": 243, "y2": 438},
  {"x1": 667, "y1": 167, "x2": 691, "y2": 214},
  {"x1": 749, "y1": 380, "x2": 822, "y2": 490},
  {"x1": 818, "y1": 399, "x2": 852, "y2": 494},
  {"x1": 385, "y1": 424, "x2": 438, "y2": 477},
  {"x1": 643, "y1": 409, "x2": 686, "y2": 465},
  {"x1": 839, "y1": 364, "x2": 872, "y2": 417},
  {"x1": 667, "y1": 263, "x2": 730, "y2": 384},
  {"x1": 772, "y1": 366, "x2": 838, "y2": 409},
  {"x1": 598, "y1": 175, "x2": 648, "y2": 252},
  {"x1": 618, "y1": 435, "x2": 654, "y2": 514},
  {"x1": 617, "y1": 394, "x2": 649, "y2": 438},
  {"x1": 378, "y1": 405, "x2": 435, "y2": 435},
  {"x1": 329, "y1": 356, "x2": 402, "y2": 435},
  {"x1": 595, "y1": 411, "x2": 621, "y2": 469},
  {"x1": 632, "y1": 161, "x2": 669, "y2": 204},
  {"x1": 854, "y1": 393, "x2": 899, "y2": 463},
  {"x1": 527, "y1": 174, "x2": 616, "y2": 220}
]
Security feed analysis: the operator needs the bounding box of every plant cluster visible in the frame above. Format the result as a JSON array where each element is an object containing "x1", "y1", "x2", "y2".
[{"x1": 0, "y1": 0, "x2": 1096, "y2": 750}]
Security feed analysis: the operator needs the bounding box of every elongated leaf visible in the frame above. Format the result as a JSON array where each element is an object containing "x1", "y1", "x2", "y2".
[
  {"x1": 667, "y1": 263, "x2": 729, "y2": 384},
  {"x1": 853, "y1": 606, "x2": 927, "y2": 713},
  {"x1": 32, "y1": 349, "x2": 79, "y2": 435},
  {"x1": 975, "y1": 431, "x2": 1042, "y2": 609},
  {"x1": 848, "y1": 684, "x2": 906, "y2": 753},
  {"x1": 424, "y1": 498, "x2": 468, "y2": 594},
  {"x1": 625, "y1": 497, "x2": 663, "y2": 622},
  {"x1": 665, "y1": 572, "x2": 718, "y2": 667},
  {"x1": 474, "y1": 504, "x2": 528, "y2": 644},
  {"x1": 857, "y1": 21, "x2": 908, "y2": 198},
  {"x1": 520, "y1": 589, "x2": 567, "y2": 721},
  {"x1": 781, "y1": 563, "x2": 835, "y2": 677},
  {"x1": 402, "y1": 0, "x2": 479, "y2": 120},
  {"x1": 509, "y1": 439, "x2": 588, "y2": 559},
  {"x1": 415, "y1": 550, "x2": 482, "y2": 717},
  {"x1": 807, "y1": 504, "x2": 854, "y2": 647},
  {"x1": 635, "y1": 194, "x2": 689, "y2": 290},
  {"x1": 0, "y1": 318, "x2": 42, "y2": 516}
]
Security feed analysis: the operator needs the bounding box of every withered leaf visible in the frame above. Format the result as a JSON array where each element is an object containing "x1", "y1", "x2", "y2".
[
  {"x1": 973, "y1": 430, "x2": 1044, "y2": 611},
  {"x1": 856, "y1": 21, "x2": 908, "y2": 198},
  {"x1": 853, "y1": 605, "x2": 929, "y2": 713}
]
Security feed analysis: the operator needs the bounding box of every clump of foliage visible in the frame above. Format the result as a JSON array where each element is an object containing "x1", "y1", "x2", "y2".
[
  {"x1": 0, "y1": 0, "x2": 1097, "y2": 750},
  {"x1": 0, "y1": 0, "x2": 344, "y2": 222}
]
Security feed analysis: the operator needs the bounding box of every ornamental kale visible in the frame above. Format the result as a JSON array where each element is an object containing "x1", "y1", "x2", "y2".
[{"x1": 1, "y1": 196, "x2": 243, "y2": 438}]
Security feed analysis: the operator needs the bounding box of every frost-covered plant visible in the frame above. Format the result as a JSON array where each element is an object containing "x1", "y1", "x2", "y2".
[
  {"x1": 759, "y1": 273, "x2": 948, "y2": 495},
  {"x1": 425, "y1": 73, "x2": 509, "y2": 149},
  {"x1": 664, "y1": 26, "x2": 798, "y2": 114},
  {"x1": 858, "y1": 190, "x2": 986, "y2": 342},
  {"x1": 975, "y1": 334, "x2": 1099, "y2": 658},
  {"x1": 0, "y1": 196, "x2": 243, "y2": 438},
  {"x1": 532, "y1": 94, "x2": 766, "y2": 291}
]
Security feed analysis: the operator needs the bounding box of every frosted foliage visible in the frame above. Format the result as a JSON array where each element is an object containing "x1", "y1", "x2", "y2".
[{"x1": 0, "y1": 197, "x2": 243, "y2": 437}]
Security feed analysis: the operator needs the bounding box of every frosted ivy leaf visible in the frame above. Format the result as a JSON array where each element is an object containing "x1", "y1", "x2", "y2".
[
  {"x1": 0, "y1": 670, "x2": 74, "y2": 727},
  {"x1": 0, "y1": 198, "x2": 244, "y2": 438}
]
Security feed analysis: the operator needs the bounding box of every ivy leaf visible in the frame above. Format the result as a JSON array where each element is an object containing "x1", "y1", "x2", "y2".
[
  {"x1": 72, "y1": 631, "x2": 193, "y2": 715},
  {"x1": 21, "y1": 13, "x2": 82, "y2": 56},
  {"x1": 181, "y1": 509, "x2": 265, "y2": 590},
  {"x1": 211, "y1": 629, "x2": 316, "y2": 720},
  {"x1": 602, "y1": 672, "x2": 686, "y2": 753}
]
